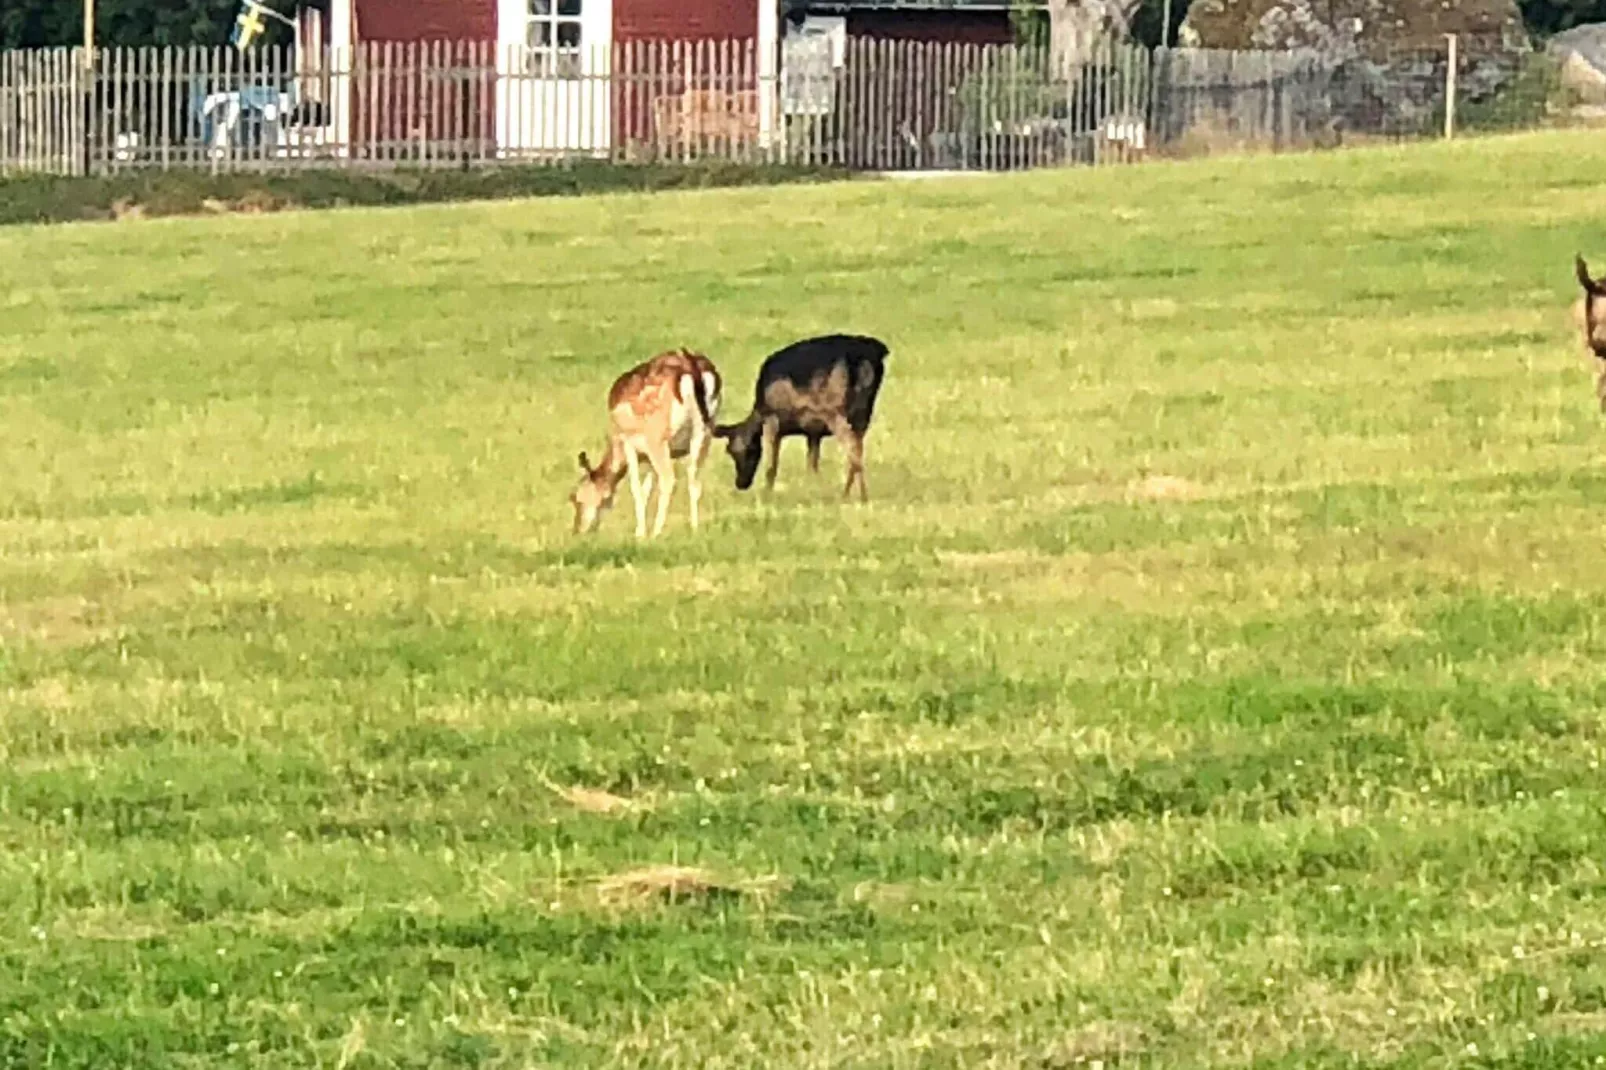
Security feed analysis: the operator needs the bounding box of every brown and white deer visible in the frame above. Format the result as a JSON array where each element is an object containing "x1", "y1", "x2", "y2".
[
  {"x1": 570, "y1": 348, "x2": 723, "y2": 538},
  {"x1": 1575, "y1": 254, "x2": 1606, "y2": 412}
]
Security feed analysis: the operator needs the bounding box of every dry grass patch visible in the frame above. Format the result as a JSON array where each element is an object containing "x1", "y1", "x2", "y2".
[
  {"x1": 4, "y1": 676, "x2": 75, "y2": 712},
  {"x1": 536, "y1": 772, "x2": 652, "y2": 816},
  {"x1": 936, "y1": 548, "x2": 1048, "y2": 572},
  {"x1": 1128, "y1": 474, "x2": 1205, "y2": 502},
  {"x1": 594, "y1": 864, "x2": 786, "y2": 909},
  {"x1": 0, "y1": 595, "x2": 114, "y2": 649},
  {"x1": 61, "y1": 908, "x2": 170, "y2": 944},
  {"x1": 1048, "y1": 1018, "x2": 1151, "y2": 1065},
  {"x1": 553, "y1": 783, "x2": 637, "y2": 815},
  {"x1": 850, "y1": 881, "x2": 919, "y2": 910}
]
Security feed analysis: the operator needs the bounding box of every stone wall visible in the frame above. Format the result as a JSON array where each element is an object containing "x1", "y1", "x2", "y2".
[{"x1": 1177, "y1": 0, "x2": 1531, "y2": 135}]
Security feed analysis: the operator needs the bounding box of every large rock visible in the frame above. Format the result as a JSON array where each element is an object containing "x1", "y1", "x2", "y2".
[
  {"x1": 1176, "y1": 0, "x2": 1531, "y2": 135},
  {"x1": 1547, "y1": 23, "x2": 1606, "y2": 104},
  {"x1": 1181, "y1": 0, "x2": 1526, "y2": 53}
]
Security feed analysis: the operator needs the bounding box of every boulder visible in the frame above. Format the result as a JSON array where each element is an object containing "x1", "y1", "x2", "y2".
[
  {"x1": 1177, "y1": 0, "x2": 1531, "y2": 135},
  {"x1": 1547, "y1": 23, "x2": 1606, "y2": 104},
  {"x1": 1181, "y1": 0, "x2": 1526, "y2": 54}
]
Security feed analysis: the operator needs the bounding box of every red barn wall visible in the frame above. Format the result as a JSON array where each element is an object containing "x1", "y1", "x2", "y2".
[
  {"x1": 845, "y1": 9, "x2": 1015, "y2": 45},
  {"x1": 354, "y1": 0, "x2": 497, "y2": 42},
  {"x1": 613, "y1": 0, "x2": 762, "y2": 153},
  {"x1": 615, "y1": 0, "x2": 759, "y2": 41},
  {"x1": 349, "y1": 0, "x2": 497, "y2": 158}
]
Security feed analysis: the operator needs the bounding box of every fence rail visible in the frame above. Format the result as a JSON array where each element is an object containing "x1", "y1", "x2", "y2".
[{"x1": 0, "y1": 36, "x2": 1566, "y2": 178}]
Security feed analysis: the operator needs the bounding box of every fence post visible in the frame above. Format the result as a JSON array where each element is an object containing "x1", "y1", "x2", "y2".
[{"x1": 1443, "y1": 33, "x2": 1457, "y2": 140}]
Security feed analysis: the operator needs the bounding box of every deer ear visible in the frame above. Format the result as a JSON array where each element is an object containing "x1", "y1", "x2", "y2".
[{"x1": 1579, "y1": 255, "x2": 1603, "y2": 296}]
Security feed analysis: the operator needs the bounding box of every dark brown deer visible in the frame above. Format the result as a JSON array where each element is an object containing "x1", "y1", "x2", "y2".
[
  {"x1": 714, "y1": 334, "x2": 889, "y2": 502},
  {"x1": 570, "y1": 348, "x2": 722, "y2": 538},
  {"x1": 1575, "y1": 255, "x2": 1606, "y2": 412}
]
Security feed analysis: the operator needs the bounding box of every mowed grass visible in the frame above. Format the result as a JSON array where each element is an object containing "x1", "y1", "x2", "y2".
[{"x1": 3, "y1": 132, "x2": 1606, "y2": 1069}]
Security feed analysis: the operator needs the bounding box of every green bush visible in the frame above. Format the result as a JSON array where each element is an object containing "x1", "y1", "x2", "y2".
[{"x1": 0, "y1": 159, "x2": 858, "y2": 227}]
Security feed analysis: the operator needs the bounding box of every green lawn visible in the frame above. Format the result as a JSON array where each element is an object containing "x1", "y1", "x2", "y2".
[{"x1": 3, "y1": 131, "x2": 1606, "y2": 1069}]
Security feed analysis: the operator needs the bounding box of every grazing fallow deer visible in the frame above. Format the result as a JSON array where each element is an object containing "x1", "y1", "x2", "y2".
[
  {"x1": 1575, "y1": 254, "x2": 1606, "y2": 411},
  {"x1": 714, "y1": 333, "x2": 889, "y2": 503},
  {"x1": 570, "y1": 348, "x2": 722, "y2": 538}
]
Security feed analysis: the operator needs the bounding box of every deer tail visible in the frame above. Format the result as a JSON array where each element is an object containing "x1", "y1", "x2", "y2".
[{"x1": 691, "y1": 368, "x2": 716, "y2": 430}]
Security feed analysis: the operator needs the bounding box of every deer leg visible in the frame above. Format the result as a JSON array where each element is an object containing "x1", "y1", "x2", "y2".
[
  {"x1": 806, "y1": 435, "x2": 822, "y2": 474},
  {"x1": 829, "y1": 416, "x2": 867, "y2": 503},
  {"x1": 686, "y1": 425, "x2": 710, "y2": 530},
  {"x1": 762, "y1": 418, "x2": 782, "y2": 492},
  {"x1": 848, "y1": 436, "x2": 868, "y2": 504},
  {"x1": 624, "y1": 448, "x2": 648, "y2": 538},
  {"x1": 646, "y1": 443, "x2": 675, "y2": 538}
]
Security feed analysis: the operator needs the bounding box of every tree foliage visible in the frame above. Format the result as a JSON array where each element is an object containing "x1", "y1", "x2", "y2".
[
  {"x1": 1520, "y1": 0, "x2": 1606, "y2": 36},
  {"x1": 4, "y1": 0, "x2": 1606, "y2": 53},
  {"x1": 0, "y1": 0, "x2": 275, "y2": 50}
]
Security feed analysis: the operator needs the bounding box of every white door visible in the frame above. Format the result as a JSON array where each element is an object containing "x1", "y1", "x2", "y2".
[{"x1": 497, "y1": 0, "x2": 613, "y2": 156}]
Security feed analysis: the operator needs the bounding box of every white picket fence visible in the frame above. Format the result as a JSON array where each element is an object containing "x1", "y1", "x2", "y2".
[{"x1": 0, "y1": 36, "x2": 1485, "y2": 178}]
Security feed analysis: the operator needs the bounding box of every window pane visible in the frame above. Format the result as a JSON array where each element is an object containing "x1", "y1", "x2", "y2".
[
  {"x1": 528, "y1": 0, "x2": 552, "y2": 14},
  {"x1": 527, "y1": 19, "x2": 552, "y2": 47},
  {"x1": 556, "y1": 20, "x2": 581, "y2": 47},
  {"x1": 557, "y1": 0, "x2": 581, "y2": 15}
]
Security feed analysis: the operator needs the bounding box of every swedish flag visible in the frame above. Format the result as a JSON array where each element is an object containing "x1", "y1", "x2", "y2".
[{"x1": 230, "y1": 0, "x2": 277, "y2": 50}]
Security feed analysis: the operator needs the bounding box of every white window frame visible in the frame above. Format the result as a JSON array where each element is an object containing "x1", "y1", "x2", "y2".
[{"x1": 525, "y1": 0, "x2": 585, "y2": 77}]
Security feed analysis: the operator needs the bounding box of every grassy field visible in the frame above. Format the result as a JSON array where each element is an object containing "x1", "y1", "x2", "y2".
[{"x1": 3, "y1": 131, "x2": 1606, "y2": 1069}]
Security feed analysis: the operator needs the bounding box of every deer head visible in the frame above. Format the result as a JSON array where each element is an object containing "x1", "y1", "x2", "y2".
[{"x1": 569, "y1": 450, "x2": 616, "y2": 534}]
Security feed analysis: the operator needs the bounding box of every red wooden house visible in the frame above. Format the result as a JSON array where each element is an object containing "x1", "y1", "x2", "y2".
[{"x1": 294, "y1": 0, "x2": 779, "y2": 158}]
